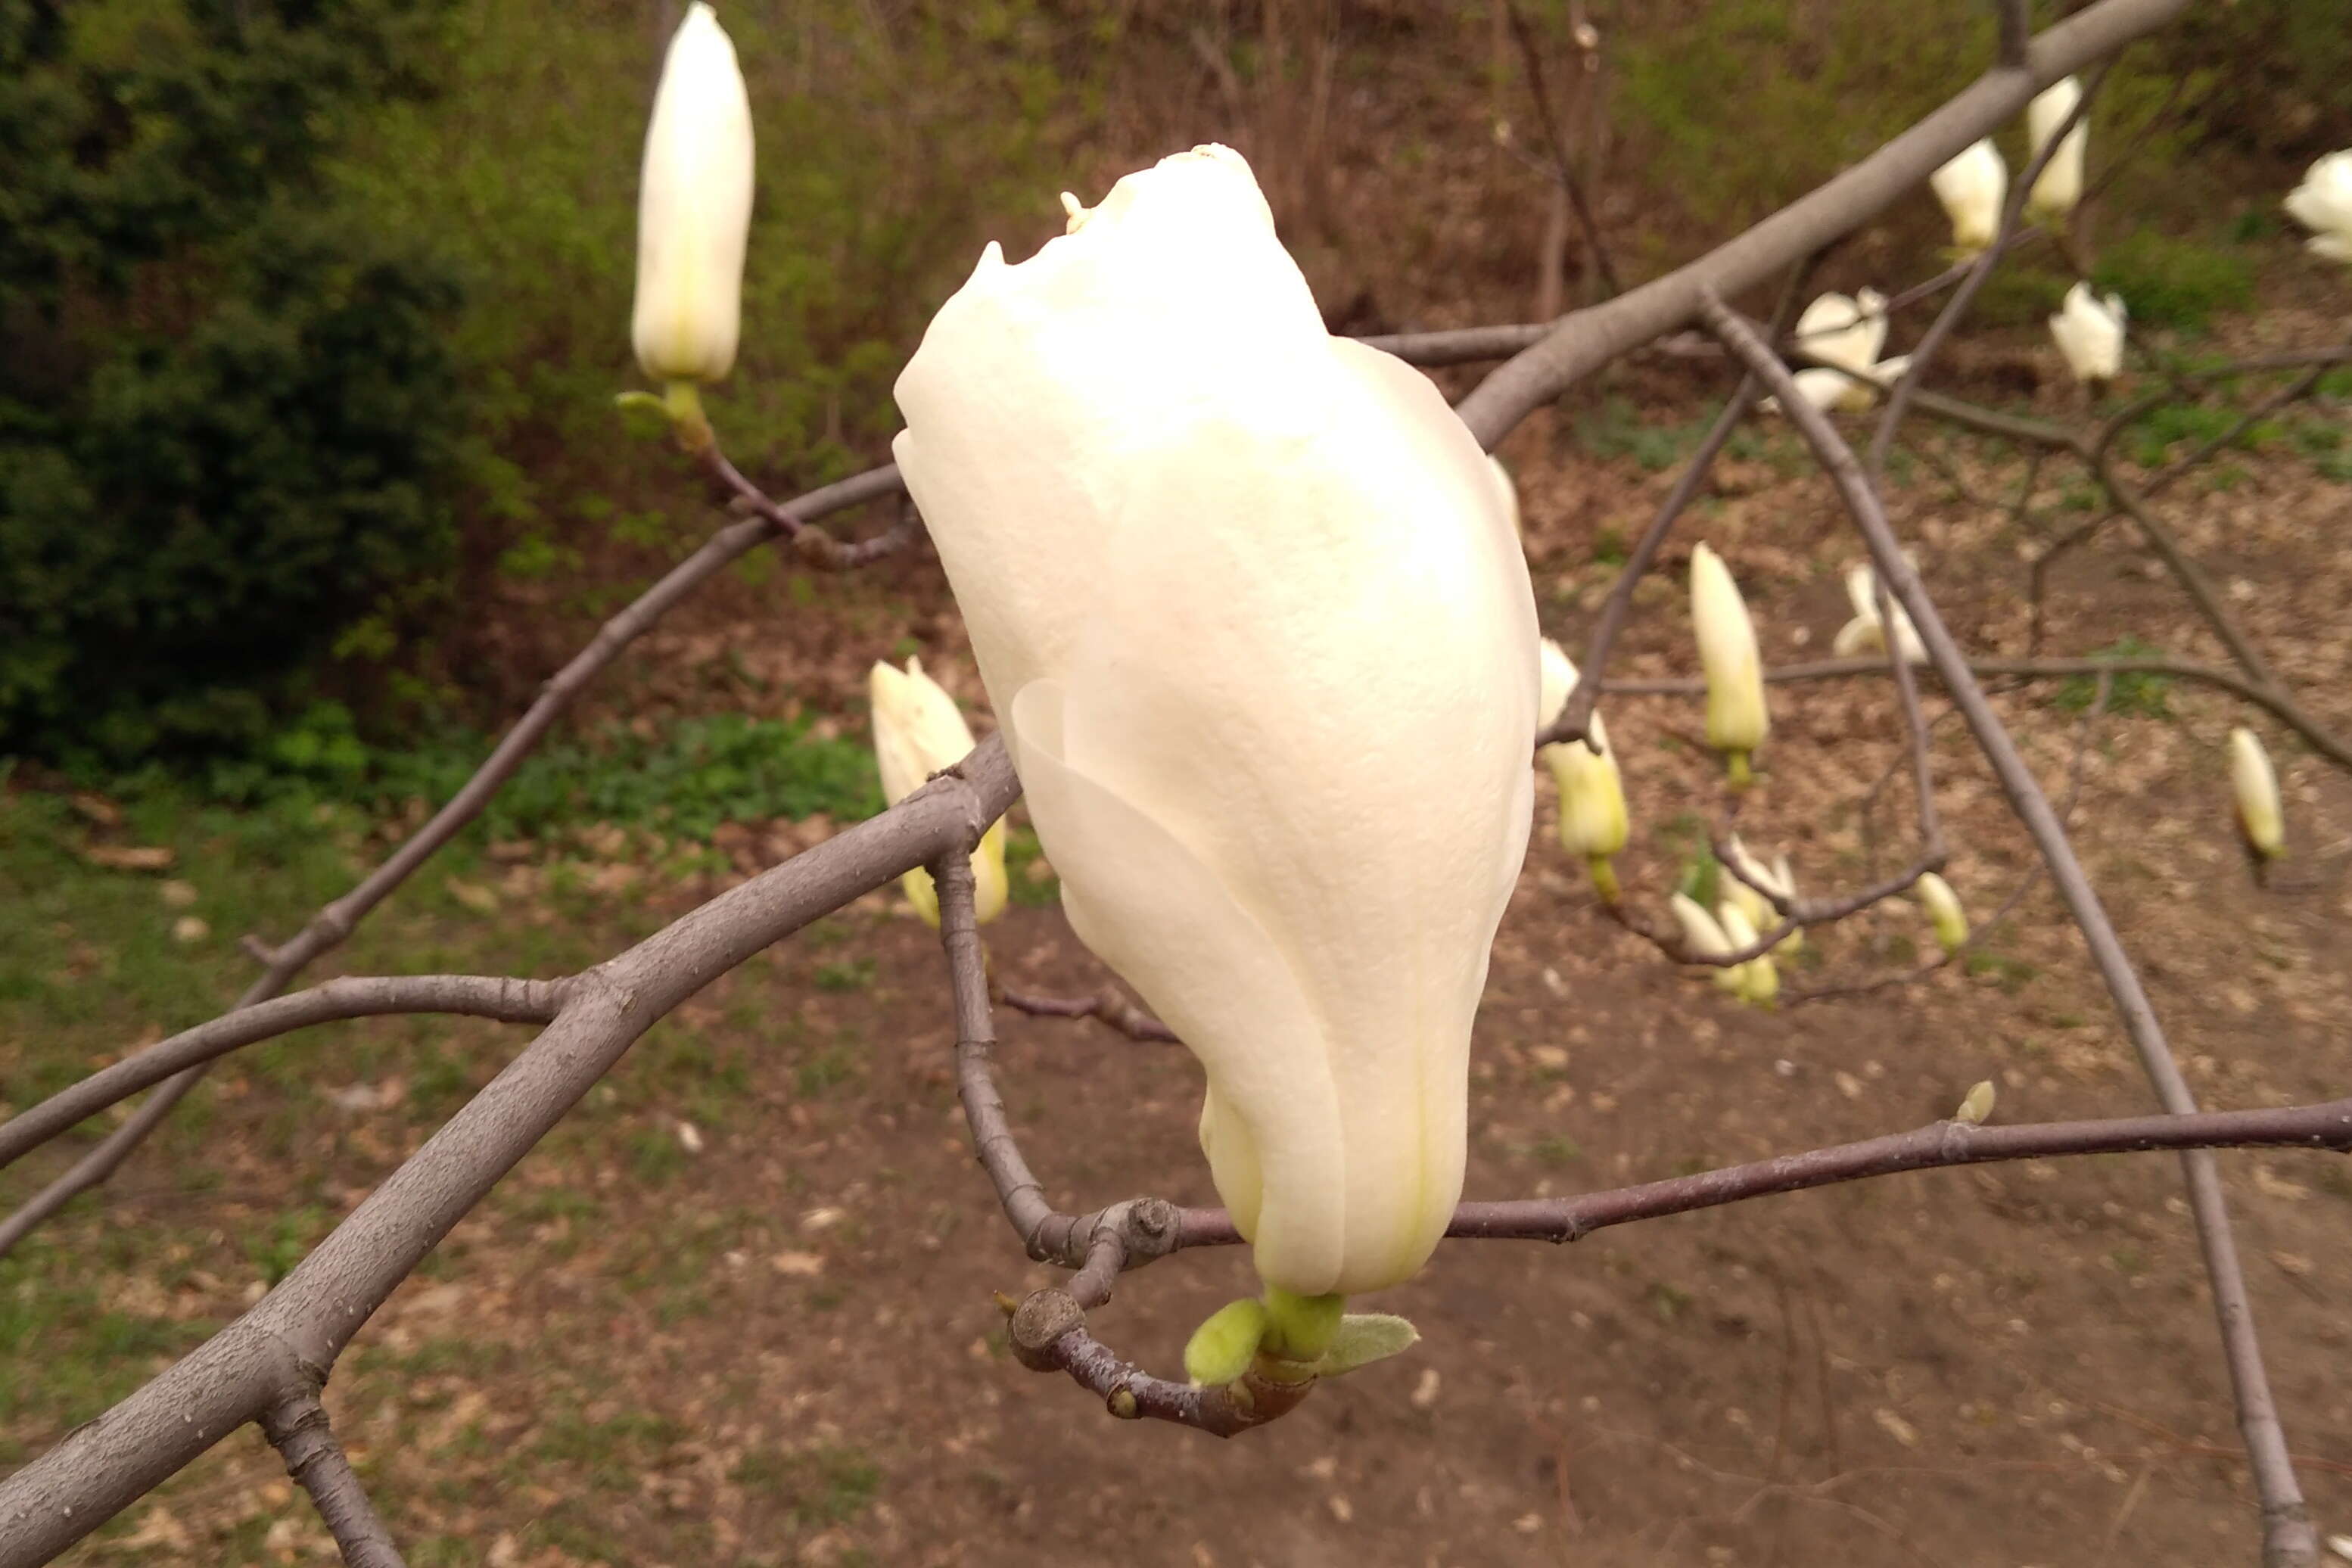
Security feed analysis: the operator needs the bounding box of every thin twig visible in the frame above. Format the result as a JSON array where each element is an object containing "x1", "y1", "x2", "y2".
[
  {"x1": 1705, "y1": 294, "x2": 2316, "y2": 1568},
  {"x1": 1603, "y1": 653, "x2": 2352, "y2": 775},
  {"x1": 1166, "y1": 1097, "x2": 2352, "y2": 1250},
  {"x1": 995, "y1": 983, "x2": 1178, "y2": 1044},
  {"x1": 0, "y1": 976, "x2": 567, "y2": 1171},
  {"x1": 1502, "y1": 1, "x2": 1622, "y2": 297},
  {"x1": 260, "y1": 1392, "x2": 406, "y2": 1568},
  {"x1": 0, "y1": 454, "x2": 909, "y2": 1258}
]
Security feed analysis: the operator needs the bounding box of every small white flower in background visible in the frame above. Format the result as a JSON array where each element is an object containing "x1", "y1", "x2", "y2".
[
  {"x1": 1669, "y1": 892, "x2": 1745, "y2": 995},
  {"x1": 1832, "y1": 562, "x2": 1928, "y2": 664},
  {"x1": 869, "y1": 658, "x2": 1009, "y2": 926},
  {"x1": 2229, "y1": 725, "x2": 2285, "y2": 862},
  {"x1": 1916, "y1": 872, "x2": 1969, "y2": 954},
  {"x1": 894, "y1": 145, "x2": 1537, "y2": 1299},
  {"x1": 1690, "y1": 543, "x2": 1769, "y2": 783},
  {"x1": 1538, "y1": 639, "x2": 1631, "y2": 901},
  {"x1": 1793, "y1": 289, "x2": 1888, "y2": 378},
  {"x1": 2283, "y1": 151, "x2": 2352, "y2": 264},
  {"x1": 2024, "y1": 76, "x2": 2089, "y2": 224},
  {"x1": 1930, "y1": 138, "x2": 2008, "y2": 255},
  {"x1": 2048, "y1": 282, "x2": 2126, "y2": 384},
  {"x1": 1490, "y1": 456, "x2": 1522, "y2": 538},
  {"x1": 1722, "y1": 834, "x2": 1802, "y2": 954},
  {"x1": 1716, "y1": 901, "x2": 1779, "y2": 1006},
  {"x1": 631, "y1": 3, "x2": 755, "y2": 387}
]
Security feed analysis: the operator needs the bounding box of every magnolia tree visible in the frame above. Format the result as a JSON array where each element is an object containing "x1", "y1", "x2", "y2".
[{"x1": 7, "y1": 2, "x2": 2352, "y2": 1564}]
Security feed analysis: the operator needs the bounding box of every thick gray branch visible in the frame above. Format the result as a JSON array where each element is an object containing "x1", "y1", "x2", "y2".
[{"x1": 0, "y1": 742, "x2": 1016, "y2": 1566}]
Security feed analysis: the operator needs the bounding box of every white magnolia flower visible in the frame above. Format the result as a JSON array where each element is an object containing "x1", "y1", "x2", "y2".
[
  {"x1": 870, "y1": 658, "x2": 1009, "y2": 927},
  {"x1": 1490, "y1": 456, "x2": 1522, "y2": 538},
  {"x1": 1917, "y1": 872, "x2": 1970, "y2": 954},
  {"x1": 1794, "y1": 289, "x2": 1889, "y2": 378},
  {"x1": 2282, "y1": 150, "x2": 2352, "y2": 264},
  {"x1": 2229, "y1": 726, "x2": 2285, "y2": 860},
  {"x1": 2048, "y1": 282, "x2": 2126, "y2": 384},
  {"x1": 1669, "y1": 892, "x2": 1747, "y2": 996},
  {"x1": 1722, "y1": 834, "x2": 1802, "y2": 955},
  {"x1": 631, "y1": 3, "x2": 755, "y2": 384},
  {"x1": 1930, "y1": 138, "x2": 2008, "y2": 254},
  {"x1": 2025, "y1": 76, "x2": 2089, "y2": 224},
  {"x1": 1538, "y1": 639, "x2": 1630, "y2": 890},
  {"x1": 1691, "y1": 543, "x2": 1769, "y2": 774},
  {"x1": 1716, "y1": 901, "x2": 1778, "y2": 1006},
  {"x1": 1764, "y1": 354, "x2": 1910, "y2": 418},
  {"x1": 1832, "y1": 562, "x2": 1928, "y2": 664},
  {"x1": 894, "y1": 146, "x2": 1538, "y2": 1298}
]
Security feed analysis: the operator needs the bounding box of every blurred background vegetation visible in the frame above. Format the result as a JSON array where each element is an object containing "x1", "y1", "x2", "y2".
[{"x1": 2, "y1": 0, "x2": 2346, "y2": 786}]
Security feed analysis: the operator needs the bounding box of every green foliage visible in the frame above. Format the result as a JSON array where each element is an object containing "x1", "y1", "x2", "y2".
[
  {"x1": 2125, "y1": 403, "x2": 2280, "y2": 469},
  {"x1": 1616, "y1": 0, "x2": 1990, "y2": 229},
  {"x1": 2053, "y1": 638, "x2": 2173, "y2": 719},
  {"x1": 0, "y1": 0, "x2": 469, "y2": 763},
  {"x1": 180, "y1": 702, "x2": 883, "y2": 841},
  {"x1": 2092, "y1": 232, "x2": 2257, "y2": 332}
]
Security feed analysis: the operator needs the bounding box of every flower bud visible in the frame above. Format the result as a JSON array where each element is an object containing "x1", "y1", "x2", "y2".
[
  {"x1": 632, "y1": 4, "x2": 755, "y2": 386},
  {"x1": 1716, "y1": 901, "x2": 1778, "y2": 1006},
  {"x1": 1930, "y1": 139, "x2": 2007, "y2": 255},
  {"x1": 1670, "y1": 891, "x2": 1745, "y2": 996},
  {"x1": 2284, "y1": 150, "x2": 2352, "y2": 265},
  {"x1": 2025, "y1": 76, "x2": 2089, "y2": 225},
  {"x1": 1537, "y1": 639, "x2": 1630, "y2": 873},
  {"x1": 1722, "y1": 834, "x2": 1803, "y2": 955},
  {"x1": 1832, "y1": 562, "x2": 1927, "y2": 664},
  {"x1": 1916, "y1": 872, "x2": 1968, "y2": 955},
  {"x1": 1690, "y1": 543, "x2": 1769, "y2": 773},
  {"x1": 2048, "y1": 282, "x2": 2126, "y2": 384},
  {"x1": 869, "y1": 658, "x2": 1009, "y2": 926},
  {"x1": 2229, "y1": 726, "x2": 2285, "y2": 860},
  {"x1": 1955, "y1": 1079, "x2": 1996, "y2": 1126}
]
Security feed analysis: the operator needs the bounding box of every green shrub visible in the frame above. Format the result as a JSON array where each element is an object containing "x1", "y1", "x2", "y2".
[
  {"x1": 2091, "y1": 231, "x2": 2257, "y2": 331},
  {"x1": 0, "y1": 0, "x2": 468, "y2": 764}
]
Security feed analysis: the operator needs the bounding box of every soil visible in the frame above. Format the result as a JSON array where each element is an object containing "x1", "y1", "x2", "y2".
[{"x1": 18, "y1": 270, "x2": 2352, "y2": 1568}]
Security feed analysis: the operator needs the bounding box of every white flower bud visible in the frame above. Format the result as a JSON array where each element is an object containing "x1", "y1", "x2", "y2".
[
  {"x1": 870, "y1": 658, "x2": 1008, "y2": 926},
  {"x1": 1916, "y1": 872, "x2": 1969, "y2": 954},
  {"x1": 2048, "y1": 282, "x2": 2126, "y2": 384},
  {"x1": 895, "y1": 147, "x2": 1538, "y2": 1296},
  {"x1": 2282, "y1": 150, "x2": 2352, "y2": 264},
  {"x1": 631, "y1": 4, "x2": 755, "y2": 384},
  {"x1": 1930, "y1": 139, "x2": 2007, "y2": 255},
  {"x1": 2025, "y1": 76, "x2": 2089, "y2": 224},
  {"x1": 1691, "y1": 543, "x2": 1769, "y2": 768},
  {"x1": 2229, "y1": 726, "x2": 2285, "y2": 860},
  {"x1": 1537, "y1": 640, "x2": 1629, "y2": 863}
]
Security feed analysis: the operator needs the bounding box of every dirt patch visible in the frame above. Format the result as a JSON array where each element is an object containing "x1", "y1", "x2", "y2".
[{"x1": 11, "y1": 322, "x2": 2352, "y2": 1568}]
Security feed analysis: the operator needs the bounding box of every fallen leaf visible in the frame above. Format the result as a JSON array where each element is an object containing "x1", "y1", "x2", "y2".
[
  {"x1": 84, "y1": 844, "x2": 175, "y2": 872},
  {"x1": 771, "y1": 1251, "x2": 826, "y2": 1277},
  {"x1": 1874, "y1": 1407, "x2": 1920, "y2": 1448}
]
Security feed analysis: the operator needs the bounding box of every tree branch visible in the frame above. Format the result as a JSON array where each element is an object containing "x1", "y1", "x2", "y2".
[
  {"x1": 0, "y1": 454, "x2": 909, "y2": 1258},
  {"x1": 1704, "y1": 294, "x2": 2317, "y2": 1568},
  {"x1": 0, "y1": 975, "x2": 567, "y2": 1173},
  {"x1": 1450, "y1": 0, "x2": 2189, "y2": 445},
  {"x1": 260, "y1": 1391, "x2": 406, "y2": 1568},
  {"x1": 1603, "y1": 654, "x2": 2352, "y2": 776},
  {"x1": 0, "y1": 742, "x2": 1016, "y2": 1564}
]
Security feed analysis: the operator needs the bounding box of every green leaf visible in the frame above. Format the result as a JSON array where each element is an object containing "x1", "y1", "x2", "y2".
[
  {"x1": 1182, "y1": 1299, "x2": 1268, "y2": 1388},
  {"x1": 1312, "y1": 1313, "x2": 1420, "y2": 1377}
]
